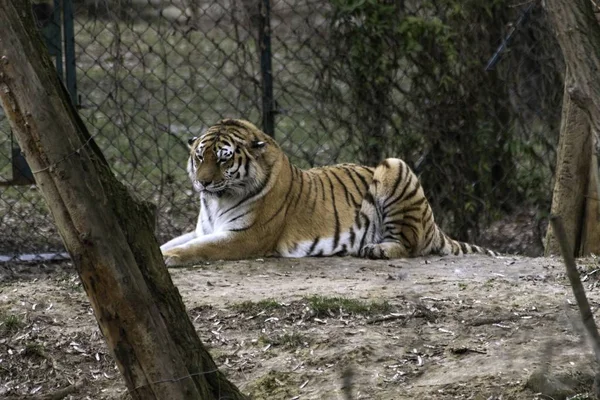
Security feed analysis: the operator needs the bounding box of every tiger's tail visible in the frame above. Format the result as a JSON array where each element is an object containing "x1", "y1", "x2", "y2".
[{"x1": 432, "y1": 225, "x2": 497, "y2": 256}]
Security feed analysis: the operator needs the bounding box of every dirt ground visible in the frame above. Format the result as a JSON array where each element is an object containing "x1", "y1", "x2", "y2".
[{"x1": 1, "y1": 254, "x2": 599, "y2": 399}]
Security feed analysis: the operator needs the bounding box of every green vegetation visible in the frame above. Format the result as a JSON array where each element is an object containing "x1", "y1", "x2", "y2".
[
  {"x1": 1, "y1": 313, "x2": 24, "y2": 333},
  {"x1": 247, "y1": 370, "x2": 297, "y2": 398},
  {"x1": 322, "y1": 0, "x2": 562, "y2": 240},
  {"x1": 305, "y1": 295, "x2": 391, "y2": 317},
  {"x1": 0, "y1": 1, "x2": 562, "y2": 255},
  {"x1": 231, "y1": 298, "x2": 282, "y2": 314},
  {"x1": 23, "y1": 342, "x2": 46, "y2": 358},
  {"x1": 260, "y1": 332, "x2": 310, "y2": 350}
]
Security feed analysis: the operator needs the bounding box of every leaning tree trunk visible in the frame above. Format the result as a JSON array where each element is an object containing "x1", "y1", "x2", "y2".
[
  {"x1": 545, "y1": 70, "x2": 593, "y2": 255},
  {"x1": 0, "y1": 1, "x2": 247, "y2": 399},
  {"x1": 544, "y1": 0, "x2": 600, "y2": 256}
]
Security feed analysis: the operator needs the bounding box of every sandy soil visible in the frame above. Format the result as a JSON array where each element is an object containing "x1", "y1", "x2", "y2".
[{"x1": 1, "y1": 255, "x2": 599, "y2": 399}]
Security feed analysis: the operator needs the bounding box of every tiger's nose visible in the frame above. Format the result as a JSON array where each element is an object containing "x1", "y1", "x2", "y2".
[{"x1": 199, "y1": 180, "x2": 212, "y2": 187}]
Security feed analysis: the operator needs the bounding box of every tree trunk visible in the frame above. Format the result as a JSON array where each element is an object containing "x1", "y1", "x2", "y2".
[
  {"x1": 544, "y1": 0, "x2": 600, "y2": 256},
  {"x1": 0, "y1": 1, "x2": 247, "y2": 399},
  {"x1": 582, "y1": 147, "x2": 600, "y2": 255},
  {"x1": 545, "y1": 71, "x2": 592, "y2": 255}
]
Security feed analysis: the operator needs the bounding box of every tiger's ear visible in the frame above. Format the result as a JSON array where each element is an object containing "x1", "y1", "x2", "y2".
[
  {"x1": 187, "y1": 137, "x2": 198, "y2": 148},
  {"x1": 251, "y1": 140, "x2": 266, "y2": 149}
]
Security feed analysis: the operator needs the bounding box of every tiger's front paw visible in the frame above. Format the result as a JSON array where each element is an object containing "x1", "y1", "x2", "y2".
[
  {"x1": 162, "y1": 249, "x2": 193, "y2": 268},
  {"x1": 163, "y1": 254, "x2": 183, "y2": 268},
  {"x1": 359, "y1": 244, "x2": 389, "y2": 260}
]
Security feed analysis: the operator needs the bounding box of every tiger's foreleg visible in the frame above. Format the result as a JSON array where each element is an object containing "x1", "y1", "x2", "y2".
[
  {"x1": 162, "y1": 231, "x2": 266, "y2": 267},
  {"x1": 160, "y1": 231, "x2": 198, "y2": 252}
]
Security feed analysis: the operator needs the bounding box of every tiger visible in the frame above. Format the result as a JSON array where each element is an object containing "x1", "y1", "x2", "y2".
[{"x1": 160, "y1": 119, "x2": 497, "y2": 267}]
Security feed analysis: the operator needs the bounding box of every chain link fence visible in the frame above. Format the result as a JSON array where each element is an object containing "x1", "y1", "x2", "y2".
[{"x1": 0, "y1": 0, "x2": 564, "y2": 262}]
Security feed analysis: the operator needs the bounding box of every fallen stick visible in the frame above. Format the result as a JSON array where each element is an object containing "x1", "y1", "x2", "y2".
[{"x1": 366, "y1": 313, "x2": 410, "y2": 325}]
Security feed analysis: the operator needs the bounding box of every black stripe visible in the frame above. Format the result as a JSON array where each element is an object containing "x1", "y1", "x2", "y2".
[
  {"x1": 227, "y1": 210, "x2": 252, "y2": 224},
  {"x1": 323, "y1": 171, "x2": 341, "y2": 251},
  {"x1": 292, "y1": 170, "x2": 305, "y2": 210},
  {"x1": 422, "y1": 206, "x2": 433, "y2": 223},
  {"x1": 398, "y1": 231, "x2": 411, "y2": 247},
  {"x1": 400, "y1": 185, "x2": 420, "y2": 203},
  {"x1": 384, "y1": 177, "x2": 412, "y2": 211},
  {"x1": 355, "y1": 210, "x2": 362, "y2": 230},
  {"x1": 341, "y1": 167, "x2": 365, "y2": 205},
  {"x1": 307, "y1": 237, "x2": 320, "y2": 256},
  {"x1": 398, "y1": 197, "x2": 428, "y2": 215},
  {"x1": 424, "y1": 221, "x2": 435, "y2": 237},
  {"x1": 288, "y1": 242, "x2": 298, "y2": 254},
  {"x1": 404, "y1": 223, "x2": 419, "y2": 242},
  {"x1": 202, "y1": 197, "x2": 213, "y2": 226},
  {"x1": 358, "y1": 165, "x2": 375, "y2": 174},
  {"x1": 317, "y1": 174, "x2": 327, "y2": 201},
  {"x1": 243, "y1": 151, "x2": 251, "y2": 175},
  {"x1": 349, "y1": 226, "x2": 356, "y2": 248},
  {"x1": 358, "y1": 214, "x2": 371, "y2": 251},
  {"x1": 305, "y1": 172, "x2": 313, "y2": 204},
  {"x1": 451, "y1": 240, "x2": 460, "y2": 255},
  {"x1": 387, "y1": 162, "x2": 406, "y2": 200},
  {"x1": 353, "y1": 169, "x2": 370, "y2": 190},
  {"x1": 330, "y1": 169, "x2": 354, "y2": 207},
  {"x1": 334, "y1": 244, "x2": 348, "y2": 257},
  {"x1": 364, "y1": 191, "x2": 376, "y2": 205},
  {"x1": 229, "y1": 156, "x2": 243, "y2": 175},
  {"x1": 262, "y1": 163, "x2": 295, "y2": 225},
  {"x1": 459, "y1": 242, "x2": 468, "y2": 254},
  {"x1": 386, "y1": 213, "x2": 419, "y2": 223},
  {"x1": 423, "y1": 229, "x2": 435, "y2": 250},
  {"x1": 230, "y1": 225, "x2": 253, "y2": 232},
  {"x1": 217, "y1": 173, "x2": 267, "y2": 218}
]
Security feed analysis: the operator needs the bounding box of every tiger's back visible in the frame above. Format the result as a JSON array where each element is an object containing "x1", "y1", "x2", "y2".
[
  {"x1": 277, "y1": 159, "x2": 494, "y2": 258},
  {"x1": 160, "y1": 119, "x2": 496, "y2": 267}
]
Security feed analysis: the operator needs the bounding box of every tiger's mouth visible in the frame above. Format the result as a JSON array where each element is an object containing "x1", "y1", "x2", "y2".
[
  {"x1": 194, "y1": 181, "x2": 227, "y2": 196},
  {"x1": 205, "y1": 187, "x2": 226, "y2": 196}
]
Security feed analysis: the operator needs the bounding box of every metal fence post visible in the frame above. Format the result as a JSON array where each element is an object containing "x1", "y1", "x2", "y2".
[{"x1": 258, "y1": 0, "x2": 275, "y2": 137}]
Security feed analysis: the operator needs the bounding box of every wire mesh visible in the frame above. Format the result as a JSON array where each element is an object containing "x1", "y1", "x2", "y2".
[{"x1": 0, "y1": 0, "x2": 564, "y2": 261}]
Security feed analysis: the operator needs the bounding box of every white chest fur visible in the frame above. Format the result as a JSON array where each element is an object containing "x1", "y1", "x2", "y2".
[{"x1": 197, "y1": 194, "x2": 256, "y2": 236}]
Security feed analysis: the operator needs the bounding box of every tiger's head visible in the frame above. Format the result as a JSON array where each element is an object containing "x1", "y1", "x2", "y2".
[{"x1": 187, "y1": 119, "x2": 279, "y2": 196}]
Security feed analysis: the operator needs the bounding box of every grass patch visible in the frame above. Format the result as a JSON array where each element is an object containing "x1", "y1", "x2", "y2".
[
  {"x1": 23, "y1": 342, "x2": 47, "y2": 358},
  {"x1": 231, "y1": 299, "x2": 282, "y2": 314},
  {"x1": 260, "y1": 332, "x2": 310, "y2": 350},
  {"x1": 247, "y1": 370, "x2": 297, "y2": 398},
  {"x1": 1, "y1": 313, "x2": 24, "y2": 333},
  {"x1": 305, "y1": 295, "x2": 392, "y2": 317}
]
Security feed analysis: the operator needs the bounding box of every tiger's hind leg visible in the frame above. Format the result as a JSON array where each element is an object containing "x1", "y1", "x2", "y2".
[
  {"x1": 359, "y1": 241, "x2": 410, "y2": 259},
  {"x1": 357, "y1": 158, "x2": 430, "y2": 258}
]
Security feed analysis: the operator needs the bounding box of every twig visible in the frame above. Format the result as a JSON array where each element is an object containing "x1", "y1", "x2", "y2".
[
  {"x1": 466, "y1": 314, "x2": 521, "y2": 326},
  {"x1": 549, "y1": 215, "x2": 600, "y2": 365},
  {"x1": 485, "y1": 2, "x2": 536, "y2": 71},
  {"x1": 366, "y1": 313, "x2": 409, "y2": 325}
]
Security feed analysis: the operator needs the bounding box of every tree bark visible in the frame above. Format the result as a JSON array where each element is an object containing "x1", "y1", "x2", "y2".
[
  {"x1": 544, "y1": 0, "x2": 600, "y2": 256},
  {"x1": 582, "y1": 147, "x2": 600, "y2": 255},
  {"x1": 545, "y1": 71, "x2": 592, "y2": 255},
  {"x1": 0, "y1": 1, "x2": 247, "y2": 399}
]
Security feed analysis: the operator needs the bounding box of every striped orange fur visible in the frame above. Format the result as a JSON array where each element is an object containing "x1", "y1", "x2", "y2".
[{"x1": 161, "y1": 119, "x2": 496, "y2": 266}]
